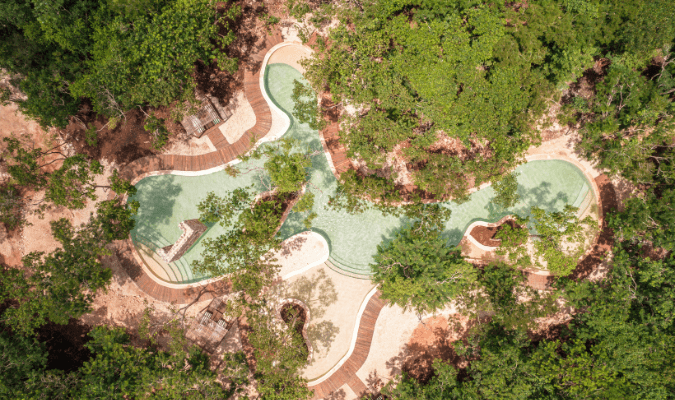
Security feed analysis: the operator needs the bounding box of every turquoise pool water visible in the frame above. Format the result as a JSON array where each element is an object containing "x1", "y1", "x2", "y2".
[{"x1": 130, "y1": 63, "x2": 592, "y2": 282}]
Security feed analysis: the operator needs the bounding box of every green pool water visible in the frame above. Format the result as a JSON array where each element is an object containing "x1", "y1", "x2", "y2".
[{"x1": 130, "y1": 63, "x2": 593, "y2": 282}]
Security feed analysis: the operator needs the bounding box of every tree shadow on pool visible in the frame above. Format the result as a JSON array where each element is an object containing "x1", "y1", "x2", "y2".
[
  {"x1": 482, "y1": 181, "x2": 571, "y2": 224},
  {"x1": 131, "y1": 176, "x2": 183, "y2": 242}
]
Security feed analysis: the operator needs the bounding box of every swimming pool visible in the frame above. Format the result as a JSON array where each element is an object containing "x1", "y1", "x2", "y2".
[{"x1": 130, "y1": 63, "x2": 593, "y2": 282}]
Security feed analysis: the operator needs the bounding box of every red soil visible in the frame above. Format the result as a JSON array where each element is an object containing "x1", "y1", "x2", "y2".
[{"x1": 469, "y1": 219, "x2": 520, "y2": 247}]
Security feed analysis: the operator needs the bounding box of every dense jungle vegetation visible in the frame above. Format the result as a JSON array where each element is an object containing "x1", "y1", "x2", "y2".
[
  {"x1": 298, "y1": 0, "x2": 675, "y2": 200},
  {"x1": 0, "y1": 0, "x2": 674, "y2": 399},
  {"x1": 0, "y1": 0, "x2": 239, "y2": 128}
]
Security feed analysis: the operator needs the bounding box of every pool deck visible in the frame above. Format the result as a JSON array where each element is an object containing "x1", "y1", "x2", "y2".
[
  {"x1": 110, "y1": 29, "x2": 618, "y2": 400},
  {"x1": 109, "y1": 29, "x2": 285, "y2": 304}
]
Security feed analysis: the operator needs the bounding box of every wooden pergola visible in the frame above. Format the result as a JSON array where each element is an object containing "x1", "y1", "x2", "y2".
[{"x1": 180, "y1": 97, "x2": 232, "y2": 138}]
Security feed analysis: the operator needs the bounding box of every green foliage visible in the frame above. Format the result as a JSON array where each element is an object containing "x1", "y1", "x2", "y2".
[
  {"x1": 609, "y1": 187, "x2": 675, "y2": 251},
  {"x1": 0, "y1": 199, "x2": 135, "y2": 335},
  {"x1": 291, "y1": 79, "x2": 325, "y2": 131},
  {"x1": 530, "y1": 205, "x2": 594, "y2": 275},
  {"x1": 2, "y1": 137, "x2": 106, "y2": 210},
  {"x1": 224, "y1": 164, "x2": 240, "y2": 177},
  {"x1": 0, "y1": 0, "x2": 240, "y2": 127},
  {"x1": 286, "y1": 0, "x2": 311, "y2": 20},
  {"x1": 494, "y1": 217, "x2": 531, "y2": 267},
  {"x1": 2, "y1": 138, "x2": 135, "y2": 231},
  {"x1": 383, "y1": 232, "x2": 675, "y2": 399},
  {"x1": 372, "y1": 219, "x2": 476, "y2": 316},
  {"x1": 491, "y1": 171, "x2": 520, "y2": 210},
  {"x1": 85, "y1": 123, "x2": 98, "y2": 147},
  {"x1": 2, "y1": 137, "x2": 49, "y2": 188},
  {"x1": 300, "y1": 0, "x2": 675, "y2": 202},
  {"x1": 194, "y1": 142, "x2": 316, "y2": 294},
  {"x1": 45, "y1": 155, "x2": 103, "y2": 209},
  {"x1": 327, "y1": 170, "x2": 402, "y2": 214},
  {"x1": 304, "y1": 1, "x2": 585, "y2": 199},
  {"x1": 78, "y1": 326, "x2": 228, "y2": 398},
  {"x1": 194, "y1": 194, "x2": 283, "y2": 295},
  {"x1": 263, "y1": 139, "x2": 313, "y2": 194},
  {"x1": 0, "y1": 183, "x2": 25, "y2": 230},
  {"x1": 108, "y1": 169, "x2": 137, "y2": 197},
  {"x1": 16, "y1": 69, "x2": 81, "y2": 129},
  {"x1": 0, "y1": 332, "x2": 47, "y2": 397},
  {"x1": 292, "y1": 191, "x2": 317, "y2": 229},
  {"x1": 560, "y1": 246, "x2": 675, "y2": 397},
  {"x1": 465, "y1": 262, "x2": 557, "y2": 333},
  {"x1": 73, "y1": 0, "x2": 241, "y2": 115},
  {"x1": 143, "y1": 115, "x2": 171, "y2": 150},
  {"x1": 0, "y1": 219, "x2": 113, "y2": 335},
  {"x1": 0, "y1": 323, "x2": 230, "y2": 398},
  {"x1": 245, "y1": 301, "x2": 313, "y2": 400},
  {"x1": 495, "y1": 206, "x2": 594, "y2": 275},
  {"x1": 0, "y1": 86, "x2": 11, "y2": 106},
  {"x1": 293, "y1": 191, "x2": 314, "y2": 213},
  {"x1": 261, "y1": 12, "x2": 280, "y2": 29},
  {"x1": 574, "y1": 58, "x2": 675, "y2": 186},
  {"x1": 197, "y1": 188, "x2": 252, "y2": 226}
]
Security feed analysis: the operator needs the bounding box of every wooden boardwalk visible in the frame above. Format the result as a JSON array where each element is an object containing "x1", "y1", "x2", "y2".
[
  {"x1": 113, "y1": 29, "x2": 284, "y2": 304},
  {"x1": 110, "y1": 31, "x2": 382, "y2": 399},
  {"x1": 308, "y1": 292, "x2": 385, "y2": 399},
  {"x1": 319, "y1": 121, "x2": 352, "y2": 177}
]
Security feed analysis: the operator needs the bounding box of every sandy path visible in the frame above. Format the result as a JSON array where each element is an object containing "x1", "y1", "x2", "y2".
[
  {"x1": 273, "y1": 262, "x2": 374, "y2": 381},
  {"x1": 218, "y1": 90, "x2": 256, "y2": 144}
]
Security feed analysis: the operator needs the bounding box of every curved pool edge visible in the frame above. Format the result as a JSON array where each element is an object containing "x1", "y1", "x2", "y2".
[
  {"x1": 120, "y1": 33, "x2": 606, "y2": 293},
  {"x1": 113, "y1": 29, "x2": 316, "y2": 301}
]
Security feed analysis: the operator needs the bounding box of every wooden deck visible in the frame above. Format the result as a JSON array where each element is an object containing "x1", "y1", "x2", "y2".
[
  {"x1": 111, "y1": 31, "x2": 385, "y2": 398},
  {"x1": 319, "y1": 121, "x2": 352, "y2": 177},
  {"x1": 113, "y1": 29, "x2": 284, "y2": 304},
  {"x1": 308, "y1": 292, "x2": 386, "y2": 399}
]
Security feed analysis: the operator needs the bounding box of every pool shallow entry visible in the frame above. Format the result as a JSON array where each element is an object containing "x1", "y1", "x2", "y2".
[{"x1": 130, "y1": 63, "x2": 595, "y2": 283}]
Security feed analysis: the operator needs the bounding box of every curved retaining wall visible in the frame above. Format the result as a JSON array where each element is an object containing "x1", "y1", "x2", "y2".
[{"x1": 113, "y1": 29, "x2": 286, "y2": 304}]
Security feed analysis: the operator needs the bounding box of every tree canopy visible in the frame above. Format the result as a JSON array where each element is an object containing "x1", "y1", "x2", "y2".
[
  {"x1": 0, "y1": 0, "x2": 240, "y2": 128},
  {"x1": 372, "y1": 205, "x2": 476, "y2": 316},
  {"x1": 297, "y1": 0, "x2": 675, "y2": 201}
]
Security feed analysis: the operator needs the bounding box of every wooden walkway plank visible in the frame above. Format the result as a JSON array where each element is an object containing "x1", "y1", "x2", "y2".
[
  {"x1": 308, "y1": 292, "x2": 385, "y2": 400},
  {"x1": 116, "y1": 28, "x2": 284, "y2": 305}
]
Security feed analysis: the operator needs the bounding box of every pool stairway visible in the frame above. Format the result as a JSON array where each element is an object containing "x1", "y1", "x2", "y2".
[{"x1": 132, "y1": 233, "x2": 200, "y2": 283}]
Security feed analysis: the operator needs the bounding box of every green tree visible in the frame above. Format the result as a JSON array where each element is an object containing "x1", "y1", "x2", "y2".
[
  {"x1": 291, "y1": 79, "x2": 325, "y2": 131},
  {"x1": 143, "y1": 115, "x2": 171, "y2": 150},
  {"x1": 372, "y1": 214, "x2": 476, "y2": 317},
  {"x1": 300, "y1": 0, "x2": 609, "y2": 201},
  {"x1": 608, "y1": 188, "x2": 675, "y2": 251},
  {"x1": 461, "y1": 262, "x2": 557, "y2": 333},
  {"x1": 244, "y1": 300, "x2": 313, "y2": 400},
  {"x1": 44, "y1": 155, "x2": 104, "y2": 209},
  {"x1": 194, "y1": 192, "x2": 283, "y2": 295},
  {"x1": 2, "y1": 137, "x2": 105, "y2": 209},
  {"x1": 494, "y1": 217, "x2": 532, "y2": 268},
  {"x1": 573, "y1": 57, "x2": 675, "y2": 186},
  {"x1": 530, "y1": 205, "x2": 594, "y2": 275},
  {"x1": 0, "y1": 0, "x2": 241, "y2": 127},
  {"x1": 74, "y1": 326, "x2": 228, "y2": 399},
  {"x1": 72, "y1": 0, "x2": 241, "y2": 116},
  {"x1": 0, "y1": 198, "x2": 136, "y2": 335},
  {"x1": 264, "y1": 139, "x2": 313, "y2": 195},
  {"x1": 496, "y1": 206, "x2": 593, "y2": 276},
  {"x1": 491, "y1": 171, "x2": 520, "y2": 210},
  {"x1": 0, "y1": 183, "x2": 25, "y2": 230},
  {"x1": 1, "y1": 138, "x2": 137, "y2": 230},
  {"x1": 381, "y1": 239, "x2": 675, "y2": 399},
  {"x1": 0, "y1": 331, "x2": 47, "y2": 397},
  {"x1": 193, "y1": 141, "x2": 316, "y2": 294}
]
